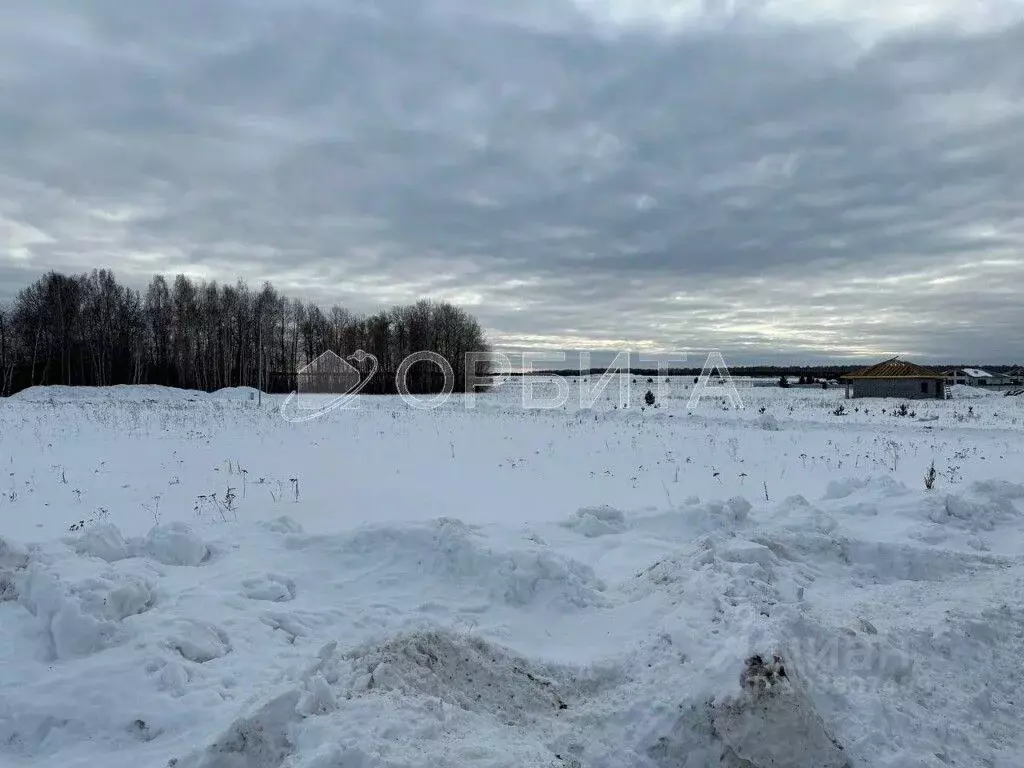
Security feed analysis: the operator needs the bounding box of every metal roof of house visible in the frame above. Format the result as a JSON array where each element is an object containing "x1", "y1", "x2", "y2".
[{"x1": 841, "y1": 357, "x2": 946, "y2": 380}]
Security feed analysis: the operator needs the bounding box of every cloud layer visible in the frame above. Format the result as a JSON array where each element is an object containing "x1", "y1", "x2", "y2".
[{"x1": 2, "y1": 0, "x2": 1023, "y2": 362}]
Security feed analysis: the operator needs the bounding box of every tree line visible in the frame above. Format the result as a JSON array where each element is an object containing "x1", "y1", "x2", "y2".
[{"x1": 0, "y1": 269, "x2": 492, "y2": 396}]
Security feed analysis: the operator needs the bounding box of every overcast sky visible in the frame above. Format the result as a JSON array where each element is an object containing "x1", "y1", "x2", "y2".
[{"x1": 1, "y1": 1, "x2": 1022, "y2": 365}]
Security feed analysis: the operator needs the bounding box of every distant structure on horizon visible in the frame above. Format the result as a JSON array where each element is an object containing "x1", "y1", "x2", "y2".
[
  {"x1": 296, "y1": 351, "x2": 361, "y2": 396},
  {"x1": 943, "y1": 368, "x2": 1021, "y2": 388},
  {"x1": 841, "y1": 357, "x2": 947, "y2": 400}
]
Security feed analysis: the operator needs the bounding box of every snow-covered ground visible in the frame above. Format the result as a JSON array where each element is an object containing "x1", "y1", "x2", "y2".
[{"x1": 1, "y1": 378, "x2": 1023, "y2": 767}]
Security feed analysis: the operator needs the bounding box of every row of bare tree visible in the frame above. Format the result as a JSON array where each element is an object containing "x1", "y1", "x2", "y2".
[{"x1": 0, "y1": 270, "x2": 492, "y2": 396}]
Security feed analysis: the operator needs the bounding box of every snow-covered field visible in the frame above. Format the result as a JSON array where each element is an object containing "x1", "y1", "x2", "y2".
[{"x1": 1, "y1": 378, "x2": 1023, "y2": 767}]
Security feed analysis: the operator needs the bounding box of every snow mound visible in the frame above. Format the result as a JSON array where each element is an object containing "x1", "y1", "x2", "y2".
[
  {"x1": 632, "y1": 535, "x2": 781, "y2": 622},
  {"x1": 304, "y1": 518, "x2": 607, "y2": 609},
  {"x1": 648, "y1": 654, "x2": 850, "y2": 768},
  {"x1": 934, "y1": 495, "x2": 1017, "y2": 531},
  {"x1": 714, "y1": 654, "x2": 851, "y2": 767},
  {"x1": 970, "y1": 479, "x2": 1024, "y2": 499},
  {"x1": 726, "y1": 495, "x2": 752, "y2": 521},
  {"x1": 884, "y1": 604, "x2": 1024, "y2": 766},
  {"x1": 103, "y1": 576, "x2": 155, "y2": 620},
  {"x1": 757, "y1": 532, "x2": 1008, "y2": 583},
  {"x1": 756, "y1": 413, "x2": 781, "y2": 430},
  {"x1": 177, "y1": 689, "x2": 301, "y2": 768},
  {"x1": 719, "y1": 539, "x2": 776, "y2": 566},
  {"x1": 210, "y1": 386, "x2": 262, "y2": 401},
  {"x1": 173, "y1": 630, "x2": 603, "y2": 768},
  {"x1": 12, "y1": 563, "x2": 154, "y2": 659},
  {"x1": 340, "y1": 629, "x2": 574, "y2": 723},
  {"x1": 16, "y1": 567, "x2": 125, "y2": 659},
  {"x1": 560, "y1": 504, "x2": 628, "y2": 537},
  {"x1": 67, "y1": 523, "x2": 131, "y2": 562},
  {"x1": 0, "y1": 536, "x2": 29, "y2": 569},
  {"x1": 64, "y1": 521, "x2": 216, "y2": 566},
  {"x1": 9, "y1": 384, "x2": 201, "y2": 403},
  {"x1": 141, "y1": 523, "x2": 210, "y2": 566},
  {"x1": 822, "y1": 475, "x2": 908, "y2": 500},
  {"x1": 636, "y1": 496, "x2": 753, "y2": 539},
  {"x1": 260, "y1": 516, "x2": 304, "y2": 535},
  {"x1": 242, "y1": 574, "x2": 297, "y2": 602},
  {"x1": 166, "y1": 619, "x2": 232, "y2": 663},
  {"x1": 928, "y1": 482, "x2": 1024, "y2": 531},
  {"x1": 69, "y1": 572, "x2": 156, "y2": 621}
]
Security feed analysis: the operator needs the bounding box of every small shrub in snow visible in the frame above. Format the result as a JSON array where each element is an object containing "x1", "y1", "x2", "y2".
[
  {"x1": 644, "y1": 390, "x2": 656, "y2": 407},
  {"x1": 143, "y1": 495, "x2": 162, "y2": 526},
  {"x1": 833, "y1": 404, "x2": 846, "y2": 416},
  {"x1": 67, "y1": 507, "x2": 111, "y2": 533},
  {"x1": 0, "y1": 571, "x2": 16, "y2": 602},
  {"x1": 924, "y1": 461, "x2": 937, "y2": 490}
]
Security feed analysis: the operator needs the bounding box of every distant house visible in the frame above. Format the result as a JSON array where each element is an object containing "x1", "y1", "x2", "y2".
[
  {"x1": 841, "y1": 357, "x2": 947, "y2": 399},
  {"x1": 1005, "y1": 368, "x2": 1024, "y2": 386},
  {"x1": 944, "y1": 368, "x2": 1002, "y2": 387}
]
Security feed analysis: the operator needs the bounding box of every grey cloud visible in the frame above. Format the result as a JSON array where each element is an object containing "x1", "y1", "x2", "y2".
[{"x1": 0, "y1": 1, "x2": 1022, "y2": 362}]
